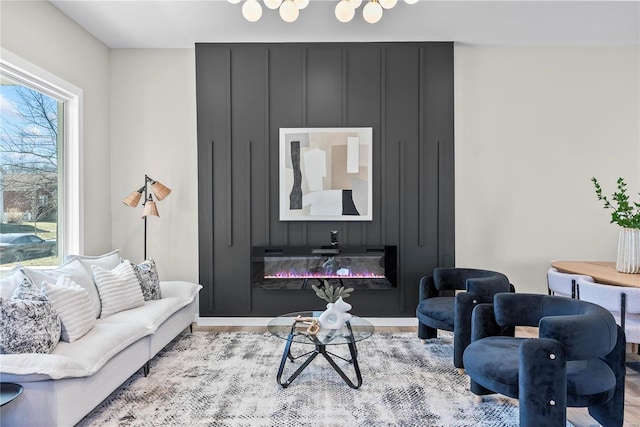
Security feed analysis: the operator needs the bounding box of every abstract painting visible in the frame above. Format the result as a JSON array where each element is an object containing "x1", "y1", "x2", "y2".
[{"x1": 279, "y1": 128, "x2": 373, "y2": 221}]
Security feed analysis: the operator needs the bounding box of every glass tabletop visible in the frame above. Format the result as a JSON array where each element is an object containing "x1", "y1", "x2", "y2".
[
  {"x1": 267, "y1": 311, "x2": 375, "y2": 345},
  {"x1": 0, "y1": 383, "x2": 23, "y2": 406}
]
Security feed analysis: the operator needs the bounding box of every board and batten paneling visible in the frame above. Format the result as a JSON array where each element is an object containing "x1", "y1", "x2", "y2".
[{"x1": 196, "y1": 42, "x2": 454, "y2": 317}]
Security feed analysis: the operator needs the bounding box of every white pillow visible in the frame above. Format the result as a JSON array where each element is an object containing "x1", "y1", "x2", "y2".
[
  {"x1": 65, "y1": 249, "x2": 121, "y2": 272},
  {"x1": 0, "y1": 267, "x2": 28, "y2": 300},
  {"x1": 42, "y1": 276, "x2": 96, "y2": 342},
  {"x1": 22, "y1": 258, "x2": 101, "y2": 318},
  {"x1": 92, "y1": 262, "x2": 144, "y2": 318}
]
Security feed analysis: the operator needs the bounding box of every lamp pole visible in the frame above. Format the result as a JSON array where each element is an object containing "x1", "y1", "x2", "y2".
[{"x1": 143, "y1": 174, "x2": 148, "y2": 260}]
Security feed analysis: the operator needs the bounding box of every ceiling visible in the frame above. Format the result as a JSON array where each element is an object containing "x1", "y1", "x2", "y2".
[{"x1": 49, "y1": 0, "x2": 640, "y2": 49}]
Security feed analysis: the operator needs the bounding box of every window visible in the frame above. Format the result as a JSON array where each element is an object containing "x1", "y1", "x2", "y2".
[{"x1": 0, "y1": 49, "x2": 82, "y2": 268}]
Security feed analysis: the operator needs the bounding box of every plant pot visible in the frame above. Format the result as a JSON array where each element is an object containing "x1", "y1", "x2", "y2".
[{"x1": 616, "y1": 227, "x2": 640, "y2": 274}]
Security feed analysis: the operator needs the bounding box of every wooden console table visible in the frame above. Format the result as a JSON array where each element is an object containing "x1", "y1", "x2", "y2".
[{"x1": 551, "y1": 260, "x2": 640, "y2": 288}]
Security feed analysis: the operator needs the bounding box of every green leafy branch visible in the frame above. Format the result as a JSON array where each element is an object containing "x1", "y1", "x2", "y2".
[
  {"x1": 592, "y1": 177, "x2": 640, "y2": 229},
  {"x1": 311, "y1": 280, "x2": 354, "y2": 303}
]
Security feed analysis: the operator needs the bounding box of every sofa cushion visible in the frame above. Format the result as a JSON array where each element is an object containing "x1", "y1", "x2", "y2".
[
  {"x1": 92, "y1": 263, "x2": 144, "y2": 318},
  {"x1": 0, "y1": 267, "x2": 28, "y2": 300},
  {"x1": 99, "y1": 297, "x2": 186, "y2": 332},
  {"x1": 0, "y1": 279, "x2": 61, "y2": 354},
  {"x1": 0, "y1": 353, "x2": 87, "y2": 382},
  {"x1": 99, "y1": 282, "x2": 201, "y2": 332},
  {"x1": 0, "y1": 322, "x2": 150, "y2": 380},
  {"x1": 416, "y1": 296, "x2": 455, "y2": 328},
  {"x1": 65, "y1": 249, "x2": 121, "y2": 272},
  {"x1": 22, "y1": 258, "x2": 102, "y2": 318},
  {"x1": 131, "y1": 258, "x2": 161, "y2": 301},
  {"x1": 42, "y1": 276, "x2": 96, "y2": 342}
]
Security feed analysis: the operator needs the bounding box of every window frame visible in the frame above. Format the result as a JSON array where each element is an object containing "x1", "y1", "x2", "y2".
[{"x1": 0, "y1": 48, "x2": 83, "y2": 262}]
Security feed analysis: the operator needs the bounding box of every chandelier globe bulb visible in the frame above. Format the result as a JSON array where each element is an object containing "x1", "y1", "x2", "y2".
[
  {"x1": 242, "y1": 0, "x2": 263, "y2": 22},
  {"x1": 363, "y1": 0, "x2": 383, "y2": 23},
  {"x1": 335, "y1": 0, "x2": 355, "y2": 22},
  {"x1": 279, "y1": 0, "x2": 300, "y2": 22}
]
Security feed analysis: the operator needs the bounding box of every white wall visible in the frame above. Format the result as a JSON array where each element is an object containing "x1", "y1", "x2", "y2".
[
  {"x1": 0, "y1": 0, "x2": 112, "y2": 255},
  {"x1": 455, "y1": 45, "x2": 640, "y2": 293},
  {"x1": 110, "y1": 49, "x2": 198, "y2": 282}
]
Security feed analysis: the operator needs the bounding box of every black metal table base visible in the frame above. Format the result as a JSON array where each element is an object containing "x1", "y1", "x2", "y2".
[{"x1": 276, "y1": 328, "x2": 362, "y2": 389}]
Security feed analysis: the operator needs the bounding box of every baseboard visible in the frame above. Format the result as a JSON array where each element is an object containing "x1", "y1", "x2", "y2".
[{"x1": 196, "y1": 316, "x2": 417, "y2": 327}]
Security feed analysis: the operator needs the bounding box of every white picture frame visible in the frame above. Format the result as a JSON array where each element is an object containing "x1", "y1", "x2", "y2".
[{"x1": 279, "y1": 127, "x2": 373, "y2": 221}]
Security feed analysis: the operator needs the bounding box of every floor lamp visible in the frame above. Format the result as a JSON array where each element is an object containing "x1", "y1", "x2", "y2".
[{"x1": 122, "y1": 175, "x2": 171, "y2": 260}]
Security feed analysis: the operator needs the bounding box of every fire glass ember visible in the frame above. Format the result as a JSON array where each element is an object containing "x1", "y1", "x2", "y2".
[
  {"x1": 252, "y1": 245, "x2": 397, "y2": 289},
  {"x1": 264, "y1": 256, "x2": 385, "y2": 279}
]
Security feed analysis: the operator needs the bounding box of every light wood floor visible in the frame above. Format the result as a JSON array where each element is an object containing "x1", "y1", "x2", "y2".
[{"x1": 194, "y1": 324, "x2": 640, "y2": 427}]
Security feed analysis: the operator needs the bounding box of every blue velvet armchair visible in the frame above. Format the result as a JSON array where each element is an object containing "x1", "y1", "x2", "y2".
[
  {"x1": 463, "y1": 293, "x2": 626, "y2": 427},
  {"x1": 416, "y1": 268, "x2": 514, "y2": 370}
]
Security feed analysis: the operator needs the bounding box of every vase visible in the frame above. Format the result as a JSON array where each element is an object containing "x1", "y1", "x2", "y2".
[
  {"x1": 616, "y1": 227, "x2": 640, "y2": 274},
  {"x1": 318, "y1": 297, "x2": 352, "y2": 329}
]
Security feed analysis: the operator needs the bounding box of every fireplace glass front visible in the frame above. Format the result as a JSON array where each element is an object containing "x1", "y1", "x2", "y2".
[{"x1": 252, "y1": 246, "x2": 396, "y2": 290}]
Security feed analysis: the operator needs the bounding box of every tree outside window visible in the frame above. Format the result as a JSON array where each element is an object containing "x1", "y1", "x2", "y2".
[{"x1": 0, "y1": 79, "x2": 60, "y2": 266}]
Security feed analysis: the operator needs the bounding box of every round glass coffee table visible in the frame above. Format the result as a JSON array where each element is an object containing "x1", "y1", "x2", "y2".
[{"x1": 268, "y1": 311, "x2": 374, "y2": 389}]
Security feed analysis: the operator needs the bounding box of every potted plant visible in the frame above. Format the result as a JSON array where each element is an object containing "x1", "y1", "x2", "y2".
[
  {"x1": 311, "y1": 281, "x2": 354, "y2": 303},
  {"x1": 592, "y1": 177, "x2": 640, "y2": 273}
]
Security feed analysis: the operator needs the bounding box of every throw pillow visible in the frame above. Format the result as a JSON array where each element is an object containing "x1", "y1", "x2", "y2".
[
  {"x1": 92, "y1": 262, "x2": 144, "y2": 318},
  {"x1": 130, "y1": 258, "x2": 161, "y2": 301},
  {"x1": 22, "y1": 258, "x2": 101, "y2": 318},
  {"x1": 0, "y1": 266, "x2": 28, "y2": 299},
  {"x1": 42, "y1": 276, "x2": 96, "y2": 342},
  {"x1": 0, "y1": 278, "x2": 61, "y2": 354},
  {"x1": 65, "y1": 249, "x2": 121, "y2": 272}
]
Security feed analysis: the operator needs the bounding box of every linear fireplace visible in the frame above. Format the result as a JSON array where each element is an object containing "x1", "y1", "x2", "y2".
[{"x1": 252, "y1": 245, "x2": 397, "y2": 290}]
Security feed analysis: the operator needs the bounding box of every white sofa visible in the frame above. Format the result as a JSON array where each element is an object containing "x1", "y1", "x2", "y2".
[{"x1": 0, "y1": 280, "x2": 201, "y2": 427}]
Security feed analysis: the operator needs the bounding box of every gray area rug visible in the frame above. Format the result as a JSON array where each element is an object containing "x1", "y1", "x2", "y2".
[{"x1": 79, "y1": 331, "x2": 522, "y2": 426}]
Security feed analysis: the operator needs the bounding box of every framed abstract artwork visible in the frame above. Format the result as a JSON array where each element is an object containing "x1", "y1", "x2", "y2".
[{"x1": 279, "y1": 127, "x2": 373, "y2": 221}]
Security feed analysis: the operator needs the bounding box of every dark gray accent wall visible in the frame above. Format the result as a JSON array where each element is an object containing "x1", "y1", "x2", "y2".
[{"x1": 196, "y1": 42, "x2": 454, "y2": 317}]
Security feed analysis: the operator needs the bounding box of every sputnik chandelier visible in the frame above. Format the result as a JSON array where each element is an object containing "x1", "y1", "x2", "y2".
[{"x1": 229, "y1": 0, "x2": 419, "y2": 24}]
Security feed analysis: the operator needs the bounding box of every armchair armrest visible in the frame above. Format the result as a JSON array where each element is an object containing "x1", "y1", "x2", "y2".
[
  {"x1": 418, "y1": 275, "x2": 438, "y2": 301},
  {"x1": 454, "y1": 292, "x2": 480, "y2": 367},
  {"x1": 588, "y1": 325, "x2": 626, "y2": 427},
  {"x1": 519, "y1": 338, "x2": 567, "y2": 427},
  {"x1": 470, "y1": 303, "x2": 502, "y2": 341}
]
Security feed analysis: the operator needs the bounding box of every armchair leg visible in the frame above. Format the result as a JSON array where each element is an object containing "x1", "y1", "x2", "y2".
[
  {"x1": 418, "y1": 322, "x2": 437, "y2": 340},
  {"x1": 469, "y1": 379, "x2": 494, "y2": 397}
]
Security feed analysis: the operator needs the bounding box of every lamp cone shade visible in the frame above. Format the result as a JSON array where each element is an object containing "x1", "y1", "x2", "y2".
[
  {"x1": 142, "y1": 196, "x2": 159, "y2": 218},
  {"x1": 123, "y1": 187, "x2": 144, "y2": 207},
  {"x1": 150, "y1": 180, "x2": 171, "y2": 200}
]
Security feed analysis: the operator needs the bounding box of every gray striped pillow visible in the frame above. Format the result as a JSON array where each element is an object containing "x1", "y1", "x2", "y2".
[{"x1": 92, "y1": 262, "x2": 144, "y2": 318}]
